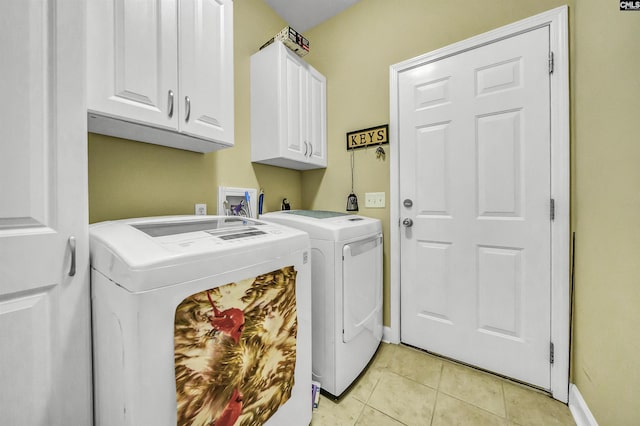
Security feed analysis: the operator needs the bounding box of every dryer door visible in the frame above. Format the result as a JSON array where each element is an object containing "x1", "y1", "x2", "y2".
[{"x1": 342, "y1": 234, "x2": 383, "y2": 343}]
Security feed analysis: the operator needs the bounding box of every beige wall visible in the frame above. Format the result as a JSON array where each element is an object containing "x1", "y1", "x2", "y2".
[
  {"x1": 571, "y1": 0, "x2": 640, "y2": 424},
  {"x1": 88, "y1": 0, "x2": 301, "y2": 223}
]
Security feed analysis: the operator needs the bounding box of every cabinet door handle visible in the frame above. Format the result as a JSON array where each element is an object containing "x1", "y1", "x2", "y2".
[
  {"x1": 167, "y1": 90, "x2": 174, "y2": 118},
  {"x1": 308, "y1": 142, "x2": 313, "y2": 157},
  {"x1": 68, "y1": 236, "x2": 76, "y2": 277},
  {"x1": 303, "y1": 141, "x2": 309, "y2": 156},
  {"x1": 185, "y1": 96, "x2": 191, "y2": 122}
]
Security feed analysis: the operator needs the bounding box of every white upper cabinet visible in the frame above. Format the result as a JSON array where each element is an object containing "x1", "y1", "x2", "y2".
[
  {"x1": 87, "y1": 0, "x2": 178, "y2": 130},
  {"x1": 179, "y1": 0, "x2": 234, "y2": 144},
  {"x1": 251, "y1": 41, "x2": 327, "y2": 170},
  {"x1": 307, "y1": 66, "x2": 327, "y2": 165},
  {"x1": 87, "y1": 0, "x2": 234, "y2": 153}
]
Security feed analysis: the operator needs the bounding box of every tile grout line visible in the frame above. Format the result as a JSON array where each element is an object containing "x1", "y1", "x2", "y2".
[
  {"x1": 429, "y1": 392, "x2": 439, "y2": 426},
  {"x1": 365, "y1": 405, "x2": 410, "y2": 426},
  {"x1": 382, "y1": 368, "x2": 440, "y2": 393},
  {"x1": 352, "y1": 397, "x2": 367, "y2": 426},
  {"x1": 363, "y1": 368, "x2": 383, "y2": 404},
  {"x1": 502, "y1": 381, "x2": 509, "y2": 422},
  {"x1": 436, "y1": 389, "x2": 510, "y2": 422},
  {"x1": 360, "y1": 363, "x2": 385, "y2": 420},
  {"x1": 429, "y1": 361, "x2": 445, "y2": 426}
]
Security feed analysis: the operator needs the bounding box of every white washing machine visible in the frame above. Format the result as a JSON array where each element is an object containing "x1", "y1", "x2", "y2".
[
  {"x1": 89, "y1": 216, "x2": 311, "y2": 426},
  {"x1": 261, "y1": 210, "x2": 383, "y2": 398}
]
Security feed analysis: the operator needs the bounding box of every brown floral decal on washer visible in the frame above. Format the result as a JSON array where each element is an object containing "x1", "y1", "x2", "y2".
[{"x1": 174, "y1": 266, "x2": 298, "y2": 426}]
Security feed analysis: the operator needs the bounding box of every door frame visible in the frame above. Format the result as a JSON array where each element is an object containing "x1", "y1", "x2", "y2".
[{"x1": 388, "y1": 6, "x2": 570, "y2": 402}]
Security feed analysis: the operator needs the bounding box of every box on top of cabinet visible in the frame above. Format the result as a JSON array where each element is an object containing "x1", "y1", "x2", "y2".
[{"x1": 260, "y1": 26, "x2": 310, "y2": 57}]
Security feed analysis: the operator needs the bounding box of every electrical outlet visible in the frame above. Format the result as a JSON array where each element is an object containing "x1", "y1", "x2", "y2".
[
  {"x1": 365, "y1": 192, "x2": 385, "y2": 208},
  {"x1": 195, "y1": 203, "x2": 207, "y2": 215}
]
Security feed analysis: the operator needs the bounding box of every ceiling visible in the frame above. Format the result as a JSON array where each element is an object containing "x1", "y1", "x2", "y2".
[{"x1": 263, "y1": 0, "x2": 361, "y2": 33}]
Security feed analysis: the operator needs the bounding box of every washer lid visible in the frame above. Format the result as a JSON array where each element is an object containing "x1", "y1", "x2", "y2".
[
  {"x1": 89, "y1": 215, "x2": 309, "y2": 292},
  {"x1": 261, "y1": 210, "x2": 381, "y2": 241},
  {"x1": 131, "y1": 217, "x2": 267, "y2": 239}
]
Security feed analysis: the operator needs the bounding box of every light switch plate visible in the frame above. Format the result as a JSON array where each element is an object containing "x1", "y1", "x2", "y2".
[{"x1": 365, "y1": 192, "x2": 385, "y2": 208}]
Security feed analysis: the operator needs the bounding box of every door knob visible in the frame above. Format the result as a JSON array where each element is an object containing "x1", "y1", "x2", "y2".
[{"x1": 402, "y1": 218, "x2": 413, "y2": 227}]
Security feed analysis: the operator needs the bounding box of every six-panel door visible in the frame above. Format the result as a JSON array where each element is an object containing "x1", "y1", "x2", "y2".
[{"x1": 399, "y1": 26, "x2": 553, "y2": 389}]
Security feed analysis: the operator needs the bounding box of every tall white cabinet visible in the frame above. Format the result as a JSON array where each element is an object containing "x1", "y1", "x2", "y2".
[
  {"x1": 251, "y1": 41, "x2": 327, "y2": 170},
  {"x1": 87, "y1": 0, "x2": 234, "y2": 153}
]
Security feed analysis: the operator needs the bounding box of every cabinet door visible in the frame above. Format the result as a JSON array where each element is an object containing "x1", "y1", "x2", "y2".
[
  {"x1": 179, "y1": 0, "x2": 234, "y2": 146},
  {"x1": 283, "y1": 51, "x2": 309, "y2": 161},
  {"x1": 87, "y1": 0, "x2": 178, "y2": 129},
  {"x1": 307, "y1": 66, "x2": 327, "y2": 167},
  {"x1": 0, "y1": 1, "x2": 92, "y2": 424}
]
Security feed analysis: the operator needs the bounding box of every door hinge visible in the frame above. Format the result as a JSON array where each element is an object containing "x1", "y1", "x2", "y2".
[
  {"x1": 550, "y1": 198, "x2": 555, "y2": 221},
  {"x1": 550, "y1": 342, "x2": 555, "y2": 364},
  {"x1": 549, "y1": 52, "x2": 554, "y2": 74}
]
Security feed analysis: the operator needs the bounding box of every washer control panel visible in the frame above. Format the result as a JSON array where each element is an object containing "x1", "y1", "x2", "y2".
[{"x1": 131, "y1": 216, "x2": 292, "y2": 252}]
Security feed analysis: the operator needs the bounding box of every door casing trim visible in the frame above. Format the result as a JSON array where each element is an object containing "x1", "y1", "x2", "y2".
[{"x1": 388, "y1": 5, "x2": 570, "y2": 402}]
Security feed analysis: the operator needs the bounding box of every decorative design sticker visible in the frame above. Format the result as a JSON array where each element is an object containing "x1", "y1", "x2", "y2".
[{"x1": 174, "y1": 266, "x2": 298, "y2": 426}]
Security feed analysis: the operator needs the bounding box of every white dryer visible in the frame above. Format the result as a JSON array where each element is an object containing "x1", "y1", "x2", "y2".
[
  {"x1": 261, "y1": 210, "x2": 383, "y2": 398},
  {"x1": 89, "y1": 216, "x2": 311, "y2": 426}
]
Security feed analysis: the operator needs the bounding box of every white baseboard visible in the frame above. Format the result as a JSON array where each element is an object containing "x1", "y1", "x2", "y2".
[
  {"x1": 569, "y1": 384, "x2": 599, "y2": 426},
  {"x1": 382, "y1": 326, "x2": 399, "y2": 344}
]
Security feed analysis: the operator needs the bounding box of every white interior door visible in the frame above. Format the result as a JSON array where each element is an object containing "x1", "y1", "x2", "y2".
[
  {"x1": 0, "y1": 1, "x2": 92, "y2": 424},
  {"x1": 399, "y1": 26, "x2": 552, "y2": 388}
]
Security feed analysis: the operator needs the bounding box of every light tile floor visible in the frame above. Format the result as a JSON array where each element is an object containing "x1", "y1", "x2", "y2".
[{"x1": 311, "y1": 343, "x2": 575, "y2": 426}]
